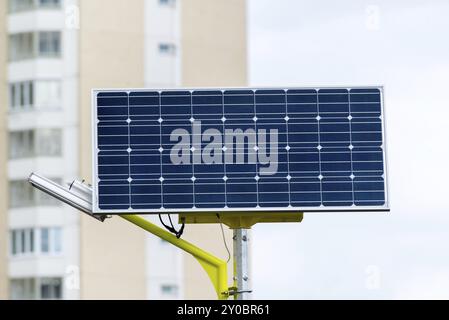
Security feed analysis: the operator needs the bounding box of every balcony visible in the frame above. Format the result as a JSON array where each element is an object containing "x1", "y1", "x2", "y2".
[{"x1": 9, "y1": 0, "x2": 62, "y2": 15}]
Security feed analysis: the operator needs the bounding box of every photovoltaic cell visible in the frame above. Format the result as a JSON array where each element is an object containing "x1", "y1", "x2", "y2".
[{"x1": 93, "y1": 87, "x2": 388, "y2": 214}]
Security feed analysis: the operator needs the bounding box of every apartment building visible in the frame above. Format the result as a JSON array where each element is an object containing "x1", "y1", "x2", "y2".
[{"x1": 0, "y1": 0, "x2": 247, "y2": 299}]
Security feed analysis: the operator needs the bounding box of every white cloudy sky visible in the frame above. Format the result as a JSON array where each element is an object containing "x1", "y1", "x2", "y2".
[{"x1": 248, "y1": 0, "x2": 449, "y2": 299}]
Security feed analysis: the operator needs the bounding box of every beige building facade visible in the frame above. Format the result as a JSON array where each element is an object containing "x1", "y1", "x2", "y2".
[
  {"x1": 0, "y1": 0, "x2": 246, "y2": 300},
  {"x1": 0, "y1": 1, "x2": 9, "y2": 300}
]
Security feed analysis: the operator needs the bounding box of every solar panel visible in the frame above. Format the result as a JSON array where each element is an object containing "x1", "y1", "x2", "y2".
[{"x1": 92, "y1": 87, "x2": 389, "y2": 214}]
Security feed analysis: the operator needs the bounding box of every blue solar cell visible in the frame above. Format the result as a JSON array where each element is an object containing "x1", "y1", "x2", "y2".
[{"x1": 94, "y1": 87, "x2": 388, "y2": 213}]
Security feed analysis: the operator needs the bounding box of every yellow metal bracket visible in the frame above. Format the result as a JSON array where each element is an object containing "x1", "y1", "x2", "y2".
[
  {"x1": 120, "y1": 212, "x2": 303, "y2": 299},
  {"x1": 176, "y1": 212, "x2": 303, "y2": 299},
  {"x1": 120, "y1": 214, "x2": 230, "y2": 299},
  {"x1": 179, "y1": 212, "x2": 303, "y2": 229}
]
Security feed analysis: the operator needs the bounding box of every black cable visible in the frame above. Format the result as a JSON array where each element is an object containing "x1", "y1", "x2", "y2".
[
  {"x1": 159, "y1": 214, "x2": 176, "y2": 233},
  {"x1": 216, "y1": 214, "x2": 231, "y2": 263},
  {"x1": 176, "y1": 218, "x2": 185, "y2": 239},
  {"x1": 159, "y1": 214, "x2": 185, "y2": 239},
  {"x1": 172, "y1": 214, "x2": 185, "y2": 238},
  {"x1": 168, "y1": 214, "x2": 175, "y2": 230}
]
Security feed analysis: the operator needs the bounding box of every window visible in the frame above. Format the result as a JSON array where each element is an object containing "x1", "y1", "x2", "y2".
[
  {"x1": 9, "y1": 179, "x2": 62, "y2": 208},
  {"x1": 25, "y1": 229, "x2": 34, "y2": 253},
  {"x1": 41, "y1": 228, "x2": 49, "y2": 253},
  {"x1": 41, "y1": 228, "x2": 62, "y2": 254},
  {"x1": 159, "y1": 43, "x2": 176, "y2": 55},
  {"x1": 10, "y1": 85, "x2": 15, "y2": 109},
  {"x1": 9, "y1": 33, "x2": 34, "y2": 61},
  {"x1": 38, "y1": 31, "x2": 61, "y2": 57},
  {"x1": 53, "y1": 227, "x2": 62, "y2": 253},
  {"x1": 11, "y1": 231, "x2": 17, "y2": 255},
  {"x1": 34, "y1": 80, "x2": 61, "y2": 108},
  {"x1": 10, "y1": 279, "x2": 36, "y2": 300},
  {"x1": 10, "y1": 227, "x2": 62, "y2": 256},
  {"x1": 9, "y1": 31, "x2": 61, "y2": 61},
  {"x1": 9, "y1": 0, "x2": 61, "y2": 13},
  {"x1": 12, "y1": 230, "x2": 20, "y2": 255},
  {"x1": 40, "y1": 227, "x2": 62, "y2": 254},
  {"x1": 8, "y1": 0, "x2": 34, "y2": 13},
  {"x1": 9, "y1": 81, "x2": 33, "y2": 110},
  {"x1": 40, "y1": 278, "x2": 62, "y2": 300},
  {"x1": 30, "y1": 229, "x2": 35, "y2": 253},
  {"x1": 9, "y1": 80, "x2": 61, "y2": 111},
  {"x1": 36, "y1": 129, "x2": 62, "y2": 157},
  {"x1": 9, "y1": 130, "x2": 35, "y2": 159},
  {"x1": 161, "y1": 284, "x2": 178, "y2": 296},
  {"x1": 38, "y1": 0, "x2": 61, "y2": 9},
  {"x1": 10, "y1": 229, "x2": 35, "y2": 256},
  {"x1": 9, "y1": 128, "x2": 62, "y2": 159},
  {"x1": 159, "y1": 0, "x2": 176, "y2": 6},
  {"x1": 10, "y1": 278, "x2": 62, "y2": 300},
  {"x1": 10, "y1": 180, "x2": 35, "y2": 208},
  {"x1": 20, "y1": 82, "x2": 25, "y2": 106}
]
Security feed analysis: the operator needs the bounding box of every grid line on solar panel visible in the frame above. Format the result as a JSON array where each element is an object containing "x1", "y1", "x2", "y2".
[{"x1": 95, "y1": 88, "x2": 386, "y2": 211}]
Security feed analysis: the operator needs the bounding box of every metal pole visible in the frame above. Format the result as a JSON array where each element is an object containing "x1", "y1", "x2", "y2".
[{"x1": 233, "y1": 228, "x2": 251, "y2": 300}]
